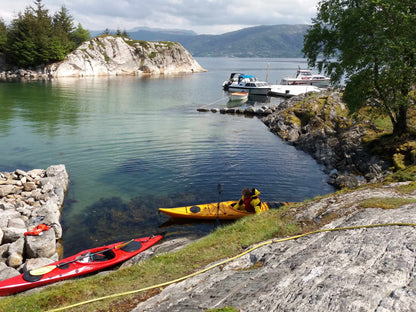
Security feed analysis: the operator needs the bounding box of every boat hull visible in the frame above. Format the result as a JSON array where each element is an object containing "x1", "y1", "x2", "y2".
[
  {"x1": 159, "y1": 201, "x2": 270, "y2": 220},
  {"x1": 228, "y1": 92, "x2": 248, "y2": 101},
  {"x1": 0, "y1": 235, "x2": 163, "y2": 296},
  {"x1": 227, "y1": 86, "x2": 271, "y2": 95}
]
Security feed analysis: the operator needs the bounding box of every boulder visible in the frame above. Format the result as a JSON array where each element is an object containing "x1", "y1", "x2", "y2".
[
  {"x1": 25, "y1": 228, "x2": 56, "y2": 258},
  {"x1": 0, "y1": 262, "x2": 19, "y2": 281},
  {"x1": 21, "y1": 257, "x2": 54, "y2": 273},
  {"x1": 0, "y1": 185, "x2": 16, "y2": 197},
  {"x1": 7, "y1": 252, "x2": 23, "y2": 268},
  {"x1": 7, "y1": 218, "x2": 26, "y2": 229},
  {"x1": 8, "y1": 237, "x2": 24, "y2": 256},
  {"x1": 23, "y1": 181, "x2": 37, "y2": 191},
  {"x1": 2, "y1": 227, "x2": 26, "y2": 244}
]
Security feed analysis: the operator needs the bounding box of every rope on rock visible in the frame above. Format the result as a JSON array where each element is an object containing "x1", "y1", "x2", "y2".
[
  {"x1": 47, "y1": 222, "x2": 416, "y2": 312},
  {"x1": 197, "y1": 96, "x2": 228, "y2": 109}
]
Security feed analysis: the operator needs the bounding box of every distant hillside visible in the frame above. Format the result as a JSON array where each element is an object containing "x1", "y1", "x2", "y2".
[{"x1": 123, "y1": 24, "x2": 310, "y2": 58}]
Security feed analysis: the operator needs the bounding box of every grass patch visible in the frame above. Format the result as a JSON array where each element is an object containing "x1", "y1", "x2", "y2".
[
  {"x1": 384, "y1": 165, "x2": 416, "y2": 182},
  {"x1": 358, "y1": 197, "x2": 416, "y2": 209},
  {"x1": 397, "y1": 181, "x2": 416, "y2": 194},
  {"x1": 0, "y1": 207, "x2": 301, "y2": 312}
]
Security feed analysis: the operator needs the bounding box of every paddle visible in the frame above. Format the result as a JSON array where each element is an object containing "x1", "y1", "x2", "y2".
[
  {"x1": 216, "y1": 183, "x2": 223, "y2": 227},
  {"x1": 27, "y1": 239, "x2": 135, "y2": 277}
]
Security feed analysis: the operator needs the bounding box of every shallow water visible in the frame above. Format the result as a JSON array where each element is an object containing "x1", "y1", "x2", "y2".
[{"x1": 0, "y1": 57, "x2": 334, "y2": 255}]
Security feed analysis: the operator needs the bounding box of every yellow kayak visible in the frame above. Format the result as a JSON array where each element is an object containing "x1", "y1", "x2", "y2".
[{"x1": 158, "y1": 201, "x2": 270, "y2": 220}]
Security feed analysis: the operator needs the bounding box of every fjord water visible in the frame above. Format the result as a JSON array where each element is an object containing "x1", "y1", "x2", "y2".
[{"x1": 0, "y1": 57, "x2": 333, "y2": 255}]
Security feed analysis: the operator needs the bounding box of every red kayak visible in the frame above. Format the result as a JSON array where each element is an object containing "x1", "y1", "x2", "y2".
[{"x1": 0, "y1": 235, "x2": 163, "y2": 296}]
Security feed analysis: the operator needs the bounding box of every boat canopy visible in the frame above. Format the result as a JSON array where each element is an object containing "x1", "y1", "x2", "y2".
[{"x1": 241, "y1": 75, "x2": 255, "y2": 79}]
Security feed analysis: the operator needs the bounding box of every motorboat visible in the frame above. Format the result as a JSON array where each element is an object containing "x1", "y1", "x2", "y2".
[
  {"x1": 228, "y1": 92, "x2": 248, "y2": 102},
  {"x1": 223, "y1": 73, "x2": 271, "y2": 95},
  {"x1": 222, "y1": 72, "x2": 244, "y2": 90},
  {"x1": 281, "y1": 69, "x2": 330, "y2": 87}
]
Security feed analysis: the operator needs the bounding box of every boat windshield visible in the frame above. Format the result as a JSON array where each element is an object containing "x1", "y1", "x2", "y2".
[{"x1": 298, "y1": 71, "x2": 312, "y2": 77}]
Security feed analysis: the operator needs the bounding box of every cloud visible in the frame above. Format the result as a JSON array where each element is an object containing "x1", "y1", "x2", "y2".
[{"x1": 1, "y1": 0, "x2": 318, "y2": 34}]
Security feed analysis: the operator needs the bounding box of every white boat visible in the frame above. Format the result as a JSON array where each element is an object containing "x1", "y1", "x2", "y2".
[
  {"x1": 224, "y1": 74, "x2": 271, "y2": 95},
  {"x1": 281, "y1": 69, "x2": 330, "y2": 87},
  {"x1": 269, "y1": 84, "x2": 321, "y2": 97},
  {"x1": 228, "y1": 92, "x2": 248, "y2": 101}
]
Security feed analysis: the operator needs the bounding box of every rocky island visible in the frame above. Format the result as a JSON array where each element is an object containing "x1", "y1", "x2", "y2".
[{"x1": 0, "y1": 36, "x2": 206, "y2": 80}]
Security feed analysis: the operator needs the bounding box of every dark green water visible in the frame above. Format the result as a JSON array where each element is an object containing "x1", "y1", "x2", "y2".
[{"x1": 0, "y1": 57, "x2": 334, "y2": 255}]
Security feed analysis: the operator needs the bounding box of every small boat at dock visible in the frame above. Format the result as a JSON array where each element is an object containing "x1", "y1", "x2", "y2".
[
  {"x1": 223, "y1": 73, "x2": 271, "y2": 95},
  {"x1": 228, "y1": 92, "x2": 248, "y2": 101},
  {"x1": 281, "y1": 69, "x2": 330, "y2": 87}
]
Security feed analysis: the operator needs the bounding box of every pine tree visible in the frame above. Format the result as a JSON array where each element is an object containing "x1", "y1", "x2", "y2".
[
  {"x1": 0, "y1": 18, "x2": 6, "y2": 53},
  {"x1": 71, "y1": 23, "x2": 91, "y2": 47}
]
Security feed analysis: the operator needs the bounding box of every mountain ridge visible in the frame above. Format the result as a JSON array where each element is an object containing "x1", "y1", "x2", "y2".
[{"x1": 92, "y1": 24, "x2": 310, "y2": 58}]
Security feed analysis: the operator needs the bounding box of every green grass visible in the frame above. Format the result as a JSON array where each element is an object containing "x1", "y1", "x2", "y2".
[
  {"x1": 358, "y1": 197, "x2": 416, "y2": 209},
  {"x1": 0, "y1": 206, "x2": 300, "y2": 312}
]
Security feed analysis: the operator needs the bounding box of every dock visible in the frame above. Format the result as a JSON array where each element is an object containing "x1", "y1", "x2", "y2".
[{"x1": 269, "y1": 84, "x2": 321, "y2": 97}]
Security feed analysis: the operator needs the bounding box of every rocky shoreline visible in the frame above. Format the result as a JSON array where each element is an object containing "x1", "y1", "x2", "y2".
[
  {"x1": 0, "y1": 165, "x2": 68, "y2": 281},
  {"x1": 261, "y1": 90, "x2": 391, "y2": 188}
]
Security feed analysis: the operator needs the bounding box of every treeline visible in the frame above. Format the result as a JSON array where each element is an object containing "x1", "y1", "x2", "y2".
[{"x1": 0, "y1": 0, "x2": 90, "y2": 68}]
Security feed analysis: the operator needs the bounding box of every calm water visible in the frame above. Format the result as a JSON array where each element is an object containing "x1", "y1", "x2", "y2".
[{"x1": 0, "y1": 57, "x2": 333, "y2": 255}]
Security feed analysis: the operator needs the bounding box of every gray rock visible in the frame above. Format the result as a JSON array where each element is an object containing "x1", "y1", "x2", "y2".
[
  {"x1": 23, "y1": 181, "x2": 37, "y2": 191},
  {"x1": 15, "y1": 169, "x2": 27, "y2": 177},
  {"x1": 7, "y1": 218, "x2": 26, "y2": 229},
  {"x1": 8, "y1": 237, "x2": 24, "y2": 256},
  {"x1": 0, "y1": 210, "x2": 21, "y2": 228},
  {"x1": 25, "y1": 228, "x2": 56, "y2": 258},
  {"x1": 21, "y1": 257, "x2": 54, "y2": 273},
  {"x1": 0, "y1": 262, "x2": 20, "y2": 281},
  {"x1": 0, "y1": 185, "x2": 16, "y2": 197},
  {"x1": 27, "y1": 169, "x2": 45, "y2": 179},
  {"x1": 2, "y1": 227, "x2": 26, "y2": 244},
  {"x1": 133, "y1": 204, "x2": 416, "y2": 312},
  {"x1": 7, "y1": 252, "x2": 23, "y2": 268}
]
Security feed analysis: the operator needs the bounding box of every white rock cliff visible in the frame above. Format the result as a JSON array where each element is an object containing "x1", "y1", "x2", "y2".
[{"x1": 47, "y1": 36, "x2": 206, "y2": 78}]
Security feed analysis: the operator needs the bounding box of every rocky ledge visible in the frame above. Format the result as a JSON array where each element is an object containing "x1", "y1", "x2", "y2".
[
  {"x1": 133, "y1": 182, "x2": 416, "y2": 312},
  {"x1": 262, "y1": 90, "x2": 391, "y2": 188},
  {"x1": 0, "y1": 165, "x2": 68, "y2": 281},
  {"x1": 0, "y1": 35, "x2": 206, "y2": 80}
]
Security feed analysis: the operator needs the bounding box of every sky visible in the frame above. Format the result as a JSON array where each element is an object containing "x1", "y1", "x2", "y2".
[{"x1": 0, "y1": 0, "x2": 319, "y2": 35}]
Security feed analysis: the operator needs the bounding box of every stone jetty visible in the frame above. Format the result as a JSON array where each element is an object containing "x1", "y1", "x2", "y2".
[
  {"x1": 0, "y1": 165, "x2": 68, "y2": 281},
  {"x1": 197, "y1": 104, "x2": 279, "y2": 116}
]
